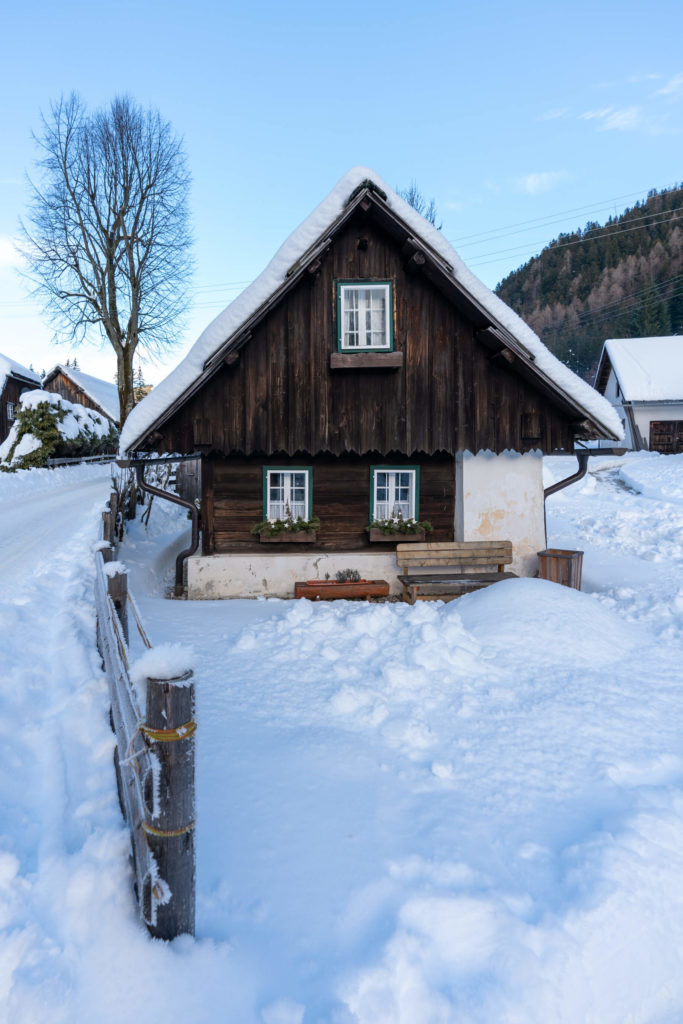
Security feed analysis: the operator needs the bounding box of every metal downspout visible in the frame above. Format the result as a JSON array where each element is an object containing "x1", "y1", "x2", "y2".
[
  {"x1": 135, "y1": 464, "x2": 200, "y2": 597},
  {"x1": 543, "y1": 452, "x2": 590, "y2": 500},
  {"x1": 542, "y1": 452, "x2": 590, "y2": 549}
]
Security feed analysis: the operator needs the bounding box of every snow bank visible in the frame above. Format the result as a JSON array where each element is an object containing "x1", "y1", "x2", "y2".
[
  {"x1": 0, "y1": 461, "x2": 112, "y2": 498},
  {"x1": 120, "y1": 167, "x2": 622, "y2": 453},
  {"x1": 619, "y1": 451, "x2": 683, "y2": 502}
]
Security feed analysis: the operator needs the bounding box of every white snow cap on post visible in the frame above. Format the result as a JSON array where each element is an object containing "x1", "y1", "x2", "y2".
[
  {"x1": 119, "y1": 166, "x2": 623, "y2": 453},
  {"x1": 130, "y1": 644, "x2": 195, "y2": 687}
]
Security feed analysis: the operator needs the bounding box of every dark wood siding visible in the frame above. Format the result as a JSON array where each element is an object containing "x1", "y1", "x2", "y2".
[
  {"x1": 0, "y1": 376, "x2": 37, "y2": 444},
  {"x1": 43, "y1": 371, "x2": 111, "y2": 420},
  {"x1": 202, "y1": 452, "x2": 454, "y2": 555},
  {"x1": 159, "y1": 210, "x2": 575, "y2": 457}
]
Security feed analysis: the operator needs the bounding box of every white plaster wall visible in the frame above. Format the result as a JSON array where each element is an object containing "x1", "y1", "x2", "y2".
[
  {"x1": 187, "y1": 551, "x2": 402, "y2": 599},
  {"x1": 632, "y1": 402, "x2": 683, "y2": 449},
  {"x1": 454, "y1": 450, "x2": 546, "y2": 577}
]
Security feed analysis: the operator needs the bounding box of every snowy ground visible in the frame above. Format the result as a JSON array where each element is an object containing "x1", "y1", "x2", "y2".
[{"x1": 2, "y1": 453, "x2": 683, "y2": 1022}]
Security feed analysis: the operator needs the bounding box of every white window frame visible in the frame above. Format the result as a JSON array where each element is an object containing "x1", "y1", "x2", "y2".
[
  {"x1": 264, "y1": 467, "x2": 312, "y2": 522},
  {"x1": 338, "y1": 282, "x2": 392, "y2": 351},
  {"x1": 6, "y1": 402, "x2": 15, "y2": 422},
  {"x1": 371, "y1": 467, "x2": 418, "y2": 522}
]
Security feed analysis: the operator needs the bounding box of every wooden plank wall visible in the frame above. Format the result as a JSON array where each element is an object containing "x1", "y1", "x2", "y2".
[
  {"x1": 0, "y1": 377, "x2": 34, "y2": 444},
  {"x1": 159, "y1": 210, "x2": 575, "y2": 457},
  {"x1": 202, "y1": 453, "x2": 454, "y2": 555},
  {"x1": 44, "y1": 372, "x2": 104, "y2": 417}
]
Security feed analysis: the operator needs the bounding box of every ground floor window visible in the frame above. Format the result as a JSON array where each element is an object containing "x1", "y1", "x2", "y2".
[
  {"x1": 371, "y1": 467, "x2": 419, "y2": 521},
  {"x1": 6, "y1": 402, "x2": 14, "y2": 422},
  {"x1": 263, "y1": 467, "x2": 312, "y2": 521}
]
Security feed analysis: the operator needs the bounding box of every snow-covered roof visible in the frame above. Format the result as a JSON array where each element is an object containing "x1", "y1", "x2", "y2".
[
  {"x1": 0, "y1": 352, "x2": 41, "y2": 394},
  {"x1": 44, "y1": 364, "x2": 119, "y2": 423},
  {"x1": 601, "y1": 337, "x2": 683, "y2": 402},
  {"x1": 120, "y1": 167, "x2": 623, "y2": 452}
]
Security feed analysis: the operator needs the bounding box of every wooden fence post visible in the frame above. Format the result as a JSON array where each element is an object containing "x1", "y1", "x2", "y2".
[
  {"x1": 143, "y1": 670, "x2": 196, "y2": 939},
  {"x1": 105, "y1": 564, "x2": 128, "y2": 646}
]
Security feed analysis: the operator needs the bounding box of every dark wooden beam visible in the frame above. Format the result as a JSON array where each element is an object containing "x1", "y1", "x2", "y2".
[{"x1": 330, "y1": 351, "x2": 404, "y2": 370}]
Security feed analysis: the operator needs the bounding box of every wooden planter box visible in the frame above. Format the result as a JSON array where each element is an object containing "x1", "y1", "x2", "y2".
[
  {"x1": 537, "y1": 549, "x2": 583, "y2": 590},
  {"x1": 295, "y1": 579, "x2": 390, "y2": 600},
  {"x1": 259, "y1": 530, "x2": 317, "y2": 544},
  {"x1": 368, "y1": 527, "x2": 426, "y2": 543}
]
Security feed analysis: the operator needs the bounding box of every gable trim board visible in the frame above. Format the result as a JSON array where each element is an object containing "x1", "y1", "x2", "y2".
[{"x1": 120, "y1": 168, "x2": 621, "y2": 456}]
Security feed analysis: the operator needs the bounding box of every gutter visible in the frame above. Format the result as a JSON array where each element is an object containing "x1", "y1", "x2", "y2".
[
  {"x1": 117, "y1": 455, "x2": 201, "y2": 598},
  {"x1": 543, "y1": 452, "x2": 590, "y2": 500}
]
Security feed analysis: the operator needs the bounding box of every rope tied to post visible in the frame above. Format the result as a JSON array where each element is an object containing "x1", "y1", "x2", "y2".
[
  {"x1": 140, "y1": 720, "x2": 197, "y2": 744},
  {"x1": 142, "y1": 820, "x2": 196, "y2": 838}
]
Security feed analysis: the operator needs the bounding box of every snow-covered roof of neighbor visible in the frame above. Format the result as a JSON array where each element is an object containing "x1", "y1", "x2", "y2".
[
  {"x1": 120, "y1": 167, "x2": 623, "y2": 452},
  {"x1": 45, "y1": 364, "x2": 119, "y2": 423},
  {"x1": 602, "y1": 337, "x2": 683, "y2": 402},
  {"x1": 0, "y1": 352, "x2": 41, "y2": 394}
]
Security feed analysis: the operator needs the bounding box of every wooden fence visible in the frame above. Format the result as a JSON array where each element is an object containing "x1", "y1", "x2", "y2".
[{"x1": 96, "y1": 489, "x2": 196, "y2": 940}]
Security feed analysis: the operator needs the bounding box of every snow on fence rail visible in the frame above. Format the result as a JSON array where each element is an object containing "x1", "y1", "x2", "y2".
[{"x1": 96, "y1": 490, "x2": 196, "y2": 940}]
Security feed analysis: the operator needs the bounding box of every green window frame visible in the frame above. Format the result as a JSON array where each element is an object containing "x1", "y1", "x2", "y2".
[
  {"x1": 369, "y1": 465, "x2": 420, "y2": 522},
  {"x1": 336, "y1": 281, "x2": 393, "y2": 352},
  {"x1": 262, "y1": 466, "x2": 313, "y2": 522}
]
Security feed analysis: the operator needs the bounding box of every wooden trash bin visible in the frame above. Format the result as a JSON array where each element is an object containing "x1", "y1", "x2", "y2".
[{"x1": 537, "y1": 549, "x2": 584, "y2": 590}]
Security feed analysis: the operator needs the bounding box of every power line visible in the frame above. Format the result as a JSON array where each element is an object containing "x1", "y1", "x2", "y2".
[
  {"x1": 468, "y1": 208, "x2": 683, "y2": 269},
  {"x1": 448, "y1": 182, "x2": 681, "y2": 246}
]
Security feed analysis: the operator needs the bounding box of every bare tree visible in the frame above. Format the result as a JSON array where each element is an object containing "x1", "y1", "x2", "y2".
[
  {"x1": 397, "y1": 180, "x2": 442, "y2": 229},
  {"x1": 21, "y1": 94, "x2": 192, "y2": 424}
]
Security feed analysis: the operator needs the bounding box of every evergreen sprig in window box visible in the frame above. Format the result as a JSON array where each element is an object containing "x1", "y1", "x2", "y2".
[
  {"x1": 366, "y1": 517, "x2": 433, "y2": 542},
  {"x1": 251, "y1": 515, "x2": 320, "y2": 543}
]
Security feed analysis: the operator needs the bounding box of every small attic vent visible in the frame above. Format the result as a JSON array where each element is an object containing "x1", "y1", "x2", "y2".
[{"x1": 345, "y1": 179, "x2": 388, "y2": 207}]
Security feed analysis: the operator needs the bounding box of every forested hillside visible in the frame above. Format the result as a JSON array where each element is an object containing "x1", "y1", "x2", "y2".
[{"x1": 495, "y1": 186, "x2": 683, "y2": 379}]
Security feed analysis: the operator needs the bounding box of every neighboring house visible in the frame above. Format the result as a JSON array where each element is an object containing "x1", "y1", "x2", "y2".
[
  {"x1": 43, "y1": 364, "x2": 120, "y2": 426},
  {"x1": 120, "y1": 167, "x2": 621, "y2": 598},
  {"x1": 594, "y1": 336, "x2": 683, "y2": 453},
  {"x1": 0, "y1": 354, "x2": 41, "y2": 444}
]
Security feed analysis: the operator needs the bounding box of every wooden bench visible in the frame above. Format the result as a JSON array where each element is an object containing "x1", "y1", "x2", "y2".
[{"x1": 396, "y1": 540, "x2": 517, "y2": 604}]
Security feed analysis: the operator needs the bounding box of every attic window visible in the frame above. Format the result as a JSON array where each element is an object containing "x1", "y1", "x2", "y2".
[
  {"x1": 338, "y1": 282, "x2": 393, "y2": 351},
  {"x1": 6, "y1": 402, "x2": 15, "y2": 422}
]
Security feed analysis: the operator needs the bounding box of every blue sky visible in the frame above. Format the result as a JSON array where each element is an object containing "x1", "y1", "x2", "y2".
[{"x1": 1, "y1": 0, "x2": 682, "y2": 385}]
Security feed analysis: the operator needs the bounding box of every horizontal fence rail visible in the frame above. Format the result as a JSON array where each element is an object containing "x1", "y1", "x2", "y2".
[{"x1": 96, "y1": 488, "x2": 195, "y2": 940}]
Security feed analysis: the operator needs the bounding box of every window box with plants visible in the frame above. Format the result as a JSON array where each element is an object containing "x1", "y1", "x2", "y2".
[
  {"x1": 366, "y1": 517, "x2": 433, "y2": 543},
  {"x1": 295, "y1": 569, "x2": 390, "y2": 601},
  {"x1": 251, "y1": 515, "x2": 320, "y2": 543}
]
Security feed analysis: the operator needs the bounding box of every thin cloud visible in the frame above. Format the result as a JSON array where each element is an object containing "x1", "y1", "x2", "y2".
[
  {"x1": 537, "y1": 107, "x2": 570, "y2": 122},
  {"x1": 656, "y1": 72, "x2": 683, "y2": 97},
  {"x1": 580, "y1": 107, "x2": 614, "y2": 121},
  {"x1": 515, "y1": 171, "x2": 569, "y2": 195},
  {"x1": 600, "y1": 106, "x2": 643, "y2": 131},
  {"x1": 580, "y1": 106, "x2": 644, "y2": 131}
]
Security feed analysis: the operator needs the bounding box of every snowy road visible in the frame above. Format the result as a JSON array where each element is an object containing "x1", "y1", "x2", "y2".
[{"x1": 0, "y1": 475, "x2": 109, "y2": 585}]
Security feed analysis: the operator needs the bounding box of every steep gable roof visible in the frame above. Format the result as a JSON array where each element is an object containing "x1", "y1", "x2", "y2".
[
  {"x1": 595, "y1": 337, "x2": 683, "y2": 403},
  {"x1": 43, "y1": 364, "x2": 120, "y2": 423},
  {"x1": 120, "y1": 167, "x2": 622, "y2": 452},
  {"x1": 0, "y1": 353, "x2": 41, "y2": 394}
]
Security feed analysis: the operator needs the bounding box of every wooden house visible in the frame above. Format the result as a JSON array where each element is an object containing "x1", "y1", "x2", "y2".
[
  {"x1": 594, "y1": 337, "x2": 683, "y2": 453},
  {"x1": 120, "y1": 168, "x2": 621, "y2": 598},
  {"x1": 43, "y1": 364, "x2": 120, "y2": 426},
  {"x1": 0, "y1": 354, "x2": 41, "y2": 445}
]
